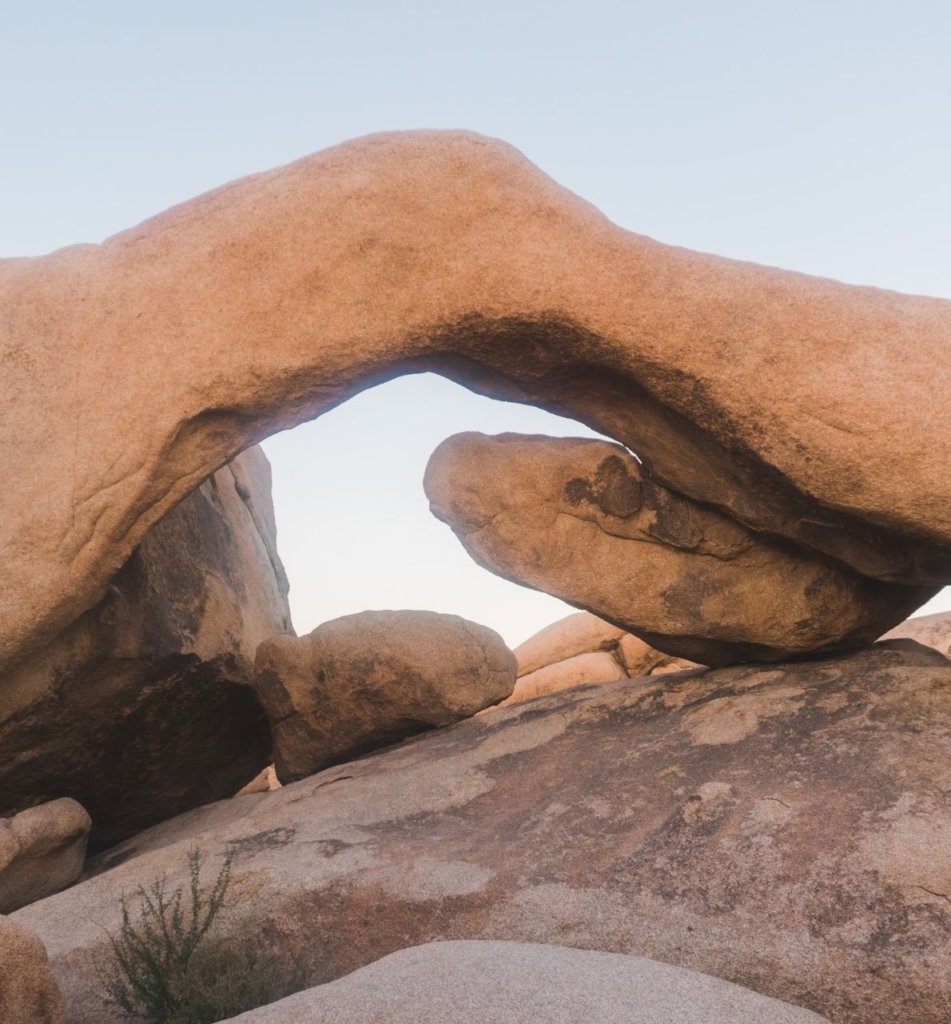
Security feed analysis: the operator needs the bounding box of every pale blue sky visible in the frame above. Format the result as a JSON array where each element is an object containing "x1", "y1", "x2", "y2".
[{"x1": 3, "y1": 2, "x2": 949, "y2": 643}]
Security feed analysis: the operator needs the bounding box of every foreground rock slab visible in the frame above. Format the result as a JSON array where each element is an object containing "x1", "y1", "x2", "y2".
[
  {"x1": 0, "y1": 799, "x2": 90, "y2": 913},
  {"x1": 0, "y1": 447, "x2": 289, "y2": 851},
  {"x1": 426, "y1": 433, "x2": 930, "y2": 664},
  {"x1": 224, "y1": 940, "x2": 830, "y2": 1023},
  {"x1": 255, "y1": 611, "x2": 516, "y2": 782},
  {"x1": 0, "y1": 916, "x2": 65, "y2": 1023},
  {"x1": 2, "y1": 130, "x2": 949, "y2": 687},
  {"x1": 15, "y1": 642, "x2": 949, "y2": 1024}
]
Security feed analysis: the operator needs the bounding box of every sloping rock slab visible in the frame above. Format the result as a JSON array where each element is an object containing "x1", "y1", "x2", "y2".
[
  {"x1": 13, "y1": 642, "x2": 950, "y2": 1024},
  {"x1": 0, "y1": 447, "x2": 290, "y2": 851},
  {"x1": 224, "y1": 940, "x2": 830, "y2": 1023}
]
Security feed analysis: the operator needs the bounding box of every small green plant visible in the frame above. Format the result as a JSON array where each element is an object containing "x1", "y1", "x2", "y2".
[{"x1": 99, "y1": 848, "x2": 305, "y2": 1023}]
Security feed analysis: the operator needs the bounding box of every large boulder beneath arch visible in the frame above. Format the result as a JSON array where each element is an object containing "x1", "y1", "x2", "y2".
[
  {"x1": 425, "y1": 432, "x2": 931, "y2": 665},
  {"x1": 0, "y1": 447, "x2": 290, "y2": 852},
  {"x1": 254, "y1": 610, "x2": 516, "y2": 783},
  {"x1": 1, "y1": 130, "x2": 949, "y2": 687},
  {"x1": 15, "y1": 642, "x2": 950, "y2": 1024}
]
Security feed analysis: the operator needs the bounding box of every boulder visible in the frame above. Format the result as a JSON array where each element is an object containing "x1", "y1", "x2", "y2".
[
  {"x1": 222, "y1": 940, "x2": 830, "y2": 1023},
  {"x1": 0, "y1": 447, "x2": 290, "y2": 851},
  {"x1": 0, "y1": 799, "x2": 91, "y2": 913},
  {"x1": 2, "y1": 130, "x2": 949, "y2": 687},
  {"x1": 514, "y1": 612, "x2": 626, "y2": 676},
  {"x1": 425, "y1": 433, "x2": 931, "y2": 665},
  {"x1": 16, "y1": 642, "x2": 949, "y2": 1024},
  {"x1": 882, "y1": 610, "x2": 951, "y2": 658},
  {"x1": 0, "y1": 916, "x2": 64, "y2": 1023},
  {"x1": 254, "y1": 611, "x2": 516, "y2": 783},
  {"x1": 503, "y1": 611, "x2": 700, "y2": 707},
  {"x1": 504, "y1": 650, "x2": 627, "y2": 704}
]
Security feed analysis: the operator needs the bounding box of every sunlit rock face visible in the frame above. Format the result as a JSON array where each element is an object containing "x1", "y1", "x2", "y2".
[
  {"x1": 1, "y1": 130, "x2": 949, "y2": 684},
  {"x1": 14, "y1": 642, "x2": 950, "y2": 1024},
  {"x1": 0, "y1": 447, "x2": 291, "y2": 852},
  {"x1": 425, "y1": 432, "x2": 932, "y2": 665}
]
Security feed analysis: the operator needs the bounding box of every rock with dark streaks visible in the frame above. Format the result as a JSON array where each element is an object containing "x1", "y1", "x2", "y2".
[
  {"x1": 425, "y1": 433, "x2": 930, "y2": 665},
  {"x1": 16, "y1": 642, "x2": 950, "y2": 1024},
  {"x1": 0, "y1": 447, "x2": 290, "y2": 851}
]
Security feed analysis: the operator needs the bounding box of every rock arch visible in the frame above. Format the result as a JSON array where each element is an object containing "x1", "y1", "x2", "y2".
[{"x1": 1, "y1": 129, "x2": 949, "y2": 674}]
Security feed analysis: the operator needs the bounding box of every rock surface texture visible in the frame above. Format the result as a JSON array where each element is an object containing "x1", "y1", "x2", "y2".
[
  {"x1": 0, "y1": 447, "x2": 291, "y2": 851},
  {"x1": 0, "y1": 916, "x2": 65, "y2": 1024},
  {"x1": 2, "y1": 130, "x2": 949, "y2": 684},
  {"x1": 16, "y1": 642, "x2": 949, "y2": 1024},
  {"x1": 223, "y1": 940, "x2": 831, "y2": 1023},
  {"x1": 883, "y1": 610, "x2": 951, "y2": 658},
  {"x1": 0, "y1": 799, "x2": 91, "y2": 913},
  {"x1": 503, "y1": 611, "x2": 700, "y2": 705},
  {"x1": 254, "y1": 611, "x2": 516, "y2": 783},
  {"x1": 426, "y1": 433, "x2": 930, "y2": 664}
]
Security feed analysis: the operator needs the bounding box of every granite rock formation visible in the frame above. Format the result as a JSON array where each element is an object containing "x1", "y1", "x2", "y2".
[
  {"x1": 2, "y1": 130, "x2": 949, "y2": 689},
  {"x1": 0, "y1": 799, "x2": 91, "y2": 913},
  {"x1": 221, "y1": 941, "x2": 830, "y2": 1023},
  {"x1": 254, "y1": 611, "x2": 516, "y2": 783},
  {"x1": 425, "y1": 433, "x2": 931, "y2": 664},
  {"x1": 0, "y1": 447, "x2": 290, "y2": 851},
  {"x1": 16, "y1": 642, "x2": 950, "y2": 1024}
]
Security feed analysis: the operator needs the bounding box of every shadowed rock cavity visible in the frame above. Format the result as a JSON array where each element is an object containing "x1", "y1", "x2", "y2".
[
  {"x1": 2, "y1": 131, "x2": 949, "y2": 681},
  {"x1": 424, "y1": 433, "x2": 934, "y2": 665},
  {"x1": 0, "y1": 448, "x2": 290, "y2": 852}
]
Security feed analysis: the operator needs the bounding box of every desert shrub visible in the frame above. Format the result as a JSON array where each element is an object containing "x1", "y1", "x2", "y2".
[{"x1": 99, "y1": 848, "x2": 305, "y2": 1023}]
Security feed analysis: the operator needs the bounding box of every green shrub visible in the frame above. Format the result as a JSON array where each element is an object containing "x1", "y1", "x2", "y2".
[{"x1": 99, "y1": 848, "x2": 305, "y2": 1023}]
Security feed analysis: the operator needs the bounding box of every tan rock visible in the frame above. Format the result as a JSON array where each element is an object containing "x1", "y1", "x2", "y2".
[
  {"x1": 882, "y1": 610, "x2": 951, "y2": 658},
  {"x1": 254, "y1": 611, "x2": 516, "y2": 783},
  {"x1": 222, "y1": 940, "x2": 830, "y2": 1023},
  {"x1": 425, "y1": 433, "x2": 931, "y2": 665},
  {"x1": 0, "y1": 916, "x2": 64, "y2": 1023},
  {"x1": 502, "y1": 650, "x2": 626, "y2": 705},
  {"x1": 0, "y1": 447, "x2": 290, "y2": 851},
  {"x1": 17, "y1": 642, "x2": 949, "y2": 1024},
  {"x1": 514, "y1": 612, "x2": 626, "y2": 676},
  {"x1": 235, "y1": 765, "x2": 281, "y2": 797},
  {"x1": 0, "y1": 799, "x2": 90, "y2": 913},
  {"x1": 2, "y1": 131, "x2": 949, "y2": 685}
]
